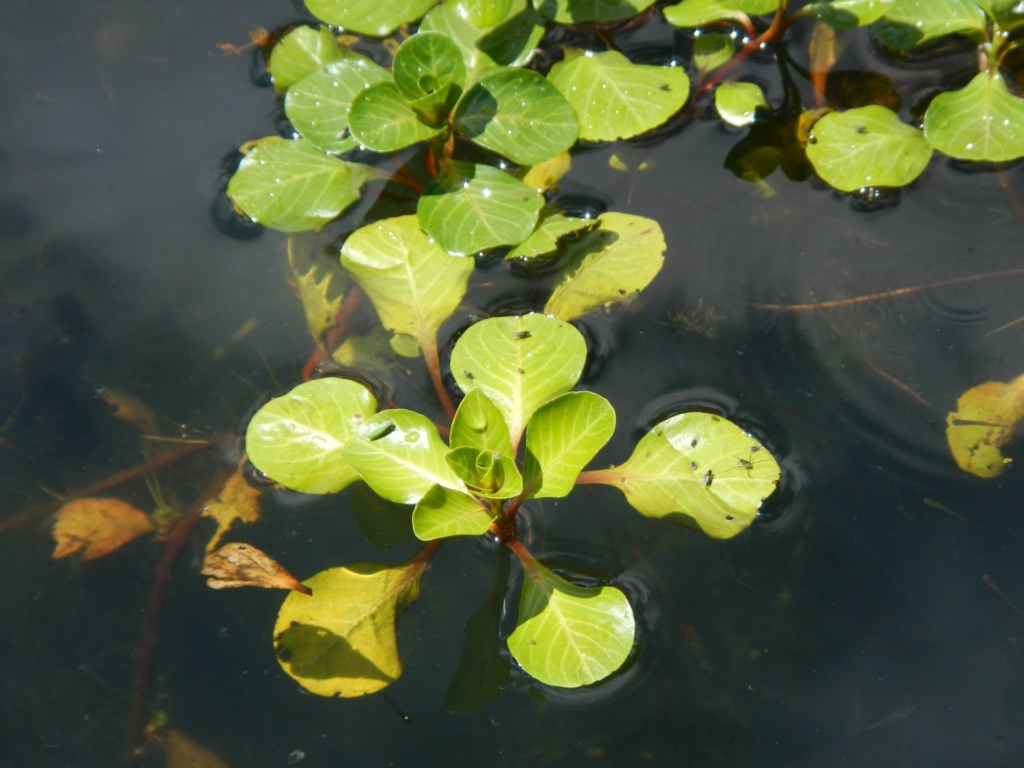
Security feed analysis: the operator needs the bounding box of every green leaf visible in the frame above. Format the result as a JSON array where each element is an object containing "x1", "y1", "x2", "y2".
[
  {"x1": 273, "y1": 559, "x2": 425, "y2": 697},
  {"x1": 544, "y1": 212, "x2": 666, "y2": 322},
  {"x1": 535, "y1": 0, "x2": 658, "y2": 23},
  {"x1": 451, "y1": 314, "x2": 588, "y2": 449},
  {"x1": 872, "y1": 0, "x2": 987, "y2": 49},
  {"x1": 287, "y1": 236, "x2": 350, "y2": 351},
  {"x1": 227, "y1": 139, "x2": 371, "y2": 232},
  {"x1": 455, "y1": 0, "x2": 515, "y2": 26},
  {"x1": 445, "y1": 446, "x2": 523, "y2": 498},
  {"x1": 719, "y1": 0, "x2": 782, "y2": 12},
  {"x1": 393, "y1": 32, "x2": 467, "y2": 125},
  {"x1": 348, "y1": 82, "x2": 445, "y2": 152},
  {"x1": 924, "y1": 72, "x2": 1024, "y2": 162},
  {"x1": 285, "y1": 58, "x2": 392, "y2": 154},
  {"x1": 582, "y1": 412, "x2": 780, "y2": 539},
  {"x1": 693, "y1": 33, "x2": 735, "y2": 78},
  {"x1": 522, "y1": 392, "x2": 615, "y2": 499},
  {"x1": 343, "y1": 410, "x2": 464, "y2": 504},
  {"x1": 716, "y1": 81, "x2": 768, "y2": 127},
  {"x1": 508, "y1": 550, "x2": 635, "y2": 688},
  {"x1": 548, "y1": 50, "x2": 690, "y2": 141},
  {"x1": 268, "y1": 25, "x2": 347, "y2": 94},
  {"x1": 478, "y1": 0, "x2": 548, "y2": 67},
  {"x1": 506, "y1": 210, "x2": 594, "y2": 260},
  {"x1": 803, "y1": 0, "x2": 895, "y2": 27},
  {"x1": 305, "y1": 0, "x2": 439, "y2": 37},
  {"x1": 417, "y1": 161, "x2": 544, "y2": 256},
  {"x1": 351, "y1": 483, "x2": 416, "y2": 549},
  {"x1": 450, "y1": 389, "x2": 515, "y2": 457},
  {"x1": 340, "y1": 215, "x2": 474, "y2": 358},
  {"x1": 807, "y1": 105, "x2": 932, "y2": 191},
  {"x1": 664, "y1": 0, "x2": 746, "y2": 27},
  {"x1": 412, "y1": 485, "x2": 496, "y2": 539},
  {"x1": 246, "y1": 378, "x2": 377, "y2": 494},
  {"x1": 419, "y1": 4, "x2": 500, "y2": 77},
  {"x1": 454, "y1": 69, "x2": 579, "y2": 165}
]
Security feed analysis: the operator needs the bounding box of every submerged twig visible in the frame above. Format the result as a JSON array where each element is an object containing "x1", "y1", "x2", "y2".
[
  {"x1": 983, "y1": 574, "x2": 1022, "y2": 615},
  {"x1": 923, "y1": 497, "x2": 966, "y2": 523}
]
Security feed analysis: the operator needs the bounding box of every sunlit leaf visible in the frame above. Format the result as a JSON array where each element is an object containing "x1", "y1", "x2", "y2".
[
  {"x1": 305, "y1": 0, "x2": 439, "y2": 37},
  {"x1": 924, "y1": 72, "x2": 1024, "y2": 162},
  {"x1": 287, "y1": 236, "x2": 350, "y2": 351},
  {"x1": 945, "y1": 373, "x2": 1024, "y2": 478},
  {"x1": 393, "y1": 32, "x2": 467, "y2": 124},
  {"x1": 201, "y1": 468, "x2": 261, "y2": 552},
  {"x1": 534, "y1": 0, "x2": 657, "y2": 23},
  {"x1": 664, "y1": 0, "x2": 747, "y2": 26},
  {"x1": 245, "y1": 378, "x2": 377, "y2": 494},
  {"x1": 268, "y1": 25, "x2": 347, "y2": 94},
  {"x1": 445, "y1": 446, "x2": 523, "y2": 498},
  {"x1": 522, "y1": 392, "x2": 615, "y2": 499},
  {"x1": 720, "y1": 0, "x2": 782, "y2": 11},
  {"x1": 51, "y1": 498, "x2": 154, "y2": 560},
  {"x1": 548, "y1": 50, "x2": 690, "y2": 141},
  {"x1": 451, "y1": 314, "x2": 588, "y2": 449},
  {"x1": 478, "y1": 0, "x2": 547, "y2": 67},
  {"x1": 454, "y1": 69, "x2": 579, "y2": 165},
  {"x1": 508, "y1": 550, "x2": 634, "y2": 688},
  {"x1": 412, "y1": 485, "x2": 496, "y2": 539},
  {"x1": 694, "y1": 33, "x2": 735, "y2": 78},
  {"x1": 285, "y1": 58, "x2": 392, "y2": 154},
  {"x1": 203, "y1": 543, "x2": 311, "y2": 594},
  {"x1": 340, "y1": 215, "x2": 474, "y2": 358},
  {"x1": 455, "y1": 0, "x2": 515, "y2": 26},
  {"x1": 803, "y1": 0, "x2": 894, "y2": 27},
  {"x1": 351, "y1": 482, "x2": 417, "y2": 549},
  {"x1": 506, "y1": 210, "x2": 594, "y2": 260},
  {"x1": 227, "y1": 139, "x2": 371, "y2": 232},
  {"x1": 807, "y1": 105, "x2": 932, "y2": 191},
  {"x1": 451, "y1": 389, "x2": 516, "y2": 457},
  {"x1": 417, "y1": 161, "x2": 544, "y2": 256},
  {"x1": 348, "y1": 83, "x2": 446, "y2": 152},
  {"x1": 520, "y1": 151, "x2": 572, "y2": 192},
  {"x1": 343, "y1": 410, "x2": 463, "y2": 504},
  {"x1": 582, "y1": 412, "x2": 780, "y2": 538},
  {"x1": 716, "y1": 81, "x2": 768, "y2": 127},
  {"x1": 544, "y1": 212, "x2": 665, "y2": 321},
  {"x1": 419, "y1": 4, "x2": 501, "y2": 77},
  {"x1": 872, "y1": 0, "x2": 986, "y2": 49},
  {"x1": 163, "y1": 730, "x2": 230, "y2": 768},
  {"x1": 274, "y1": 558, "x2": 426, "y2": 697}
]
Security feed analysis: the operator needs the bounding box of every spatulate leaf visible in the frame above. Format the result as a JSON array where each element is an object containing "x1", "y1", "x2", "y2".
[
  {"x1": 393, "y1": 32, "x2": 467, "y2": 124},
  {"x1": 348, "y1": 83, "x2": 446, "y2": 152},
  {"x1": 924, "y1": 72, "x2": 1024, "y2": 162},
  {"x1": 412, "y1": 485, "x2": 497, "y2": 540},
  {"x1": 872, "y1": 0, "x2": 987, "y2": 49},
  {"x1": 268, "y1": 25, "x2": 348, "y2": 94},
  {"x1": 305, "y1": 0, "x2": 440, "y2": 37}
]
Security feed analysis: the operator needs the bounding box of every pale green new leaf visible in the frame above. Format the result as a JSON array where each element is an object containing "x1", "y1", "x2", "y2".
[
  {"x1": 508, "y1": 552, "x2": 634, "y2": 688},
  {"x1": 305, "y1": 0, "x2": 439, "y2": 37},
  {"x1": 584, "y1": 412, "x2": 780, "y2": 539},
  {"x1": 454, "y1": 69, "x2": 579, "y2": 165},
  {"x1": 523, "y1": 392, "x2": 615, "y2": 499},
  {"x1": 451, "y1": 314, "x2": 588, "y2": 449},
  {"x1": 506, "y1": 210, "x2": 594, "y2": 260},
  {"x1": 664, "y1": 0, "x2": 746, "y2": 27},
  {"x1": 807, "y1": 105, "x2": 932, "y2": 191},
  {"x1": 417, "y1": 161, "x2": 544, "y2": 256},
  {"x1": 393, "y1": 32, "x2": 467, "y2": 124},
  {"x1": 268, "y1": 25, "x2": 347, "y2": 94},
  {"x1": 534, "y1": 0, "x2": 658, "y2": 23},
  {"x1": 285, "y1": 58, "x2": 392, "y2": 154},
  {"x1": 450, "y1": 389, "x2": 515, "y2": 457},
  {"x1": 924, "y1": 72, "x2": 1024, "y2": 162},
  {"x1": 446, "y1": 446, "x2": 523, "y2": 498},
  {"x1": 343, "y1": 410, "x2": 463, "y2": 504},
  {"x1": 340, "y1": 215, "x2": 474, "y2": 359},
  {"x1": 246, "y1": 378, "x2": 377, "y2": 494},
  {"x1": 694, "y1": 33, "x2": 734, "y2": 77},
  {"x1": 412, "y1": 485, "x2": 496, "y2": 540},
  {"x1": 545, "y1": 212, "x2": 666, "y2": 322},
  {"x1": 872, "y1": 0, "x2": 987, "y2": 49},
  {"x1": 803, "y1": 0, "x2": 894, "y2": 27},
  {"x1": 348, "y1": 83, "x2": 446, "y2": 152},
  {"x1": 548, "y1": 50, "x2": 690, "y2": 141},
  {"x1": 227, "y1": 139, "x2": 370, "y2": 232},
  {"x1": 716, "y1": 81, "x2": 767, "y2": 127}
]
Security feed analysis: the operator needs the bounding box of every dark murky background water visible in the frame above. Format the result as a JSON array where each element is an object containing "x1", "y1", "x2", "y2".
[{"x1": 3, "y1": 1, "x2": 1024, "y2": 766}]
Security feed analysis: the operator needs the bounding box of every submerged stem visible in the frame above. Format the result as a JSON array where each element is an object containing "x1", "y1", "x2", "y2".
[{"x1": 423, "y1": 336, "x2": 456, "y2": 422}]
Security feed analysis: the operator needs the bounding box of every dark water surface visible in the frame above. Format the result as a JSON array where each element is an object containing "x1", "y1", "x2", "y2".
[{"x1": 3, "y1": 1, "x2": 1024, "y2": 766}]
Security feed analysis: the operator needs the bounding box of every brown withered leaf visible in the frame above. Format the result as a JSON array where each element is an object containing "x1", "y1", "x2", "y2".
[
  {"x1": 202, "y1": 543, "x2": 311, "y2": 595},
  {"x1": 163, "y1": 729, "x2": 231, "y2": 768},
  {"x1": 946, "y1": 373, "x2": 1024, "y2": 478},
  {"x1": 52, "y1": 498, "x2": 155, "y2": 560},
  {"x1": 201, "y1": 469, "x2": 261, "y2": 552}
]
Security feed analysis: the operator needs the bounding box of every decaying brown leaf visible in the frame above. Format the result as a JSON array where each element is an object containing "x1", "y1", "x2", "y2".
[
  {"x1": 96, "y1": 387, "x2": 161, "y2": 434},
  {"x1": 946, "y1": 373, "x2": 1024, "y2": 478},
  {"x1": 163, "y1": 729, "x2": 230, "y2": 768},
  {"x1": 52, "y1": 498, "x2": 155, "y2": 560},
  {"x1": 202, "y1": 543, "x2": 311, "y2": 595},
  {"x1": 201, "y1": 469, "x2": 261, "y2": 552}
]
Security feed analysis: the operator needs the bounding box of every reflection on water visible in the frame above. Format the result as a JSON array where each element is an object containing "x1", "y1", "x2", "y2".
[{"x1": 2, "y1": 1, "x2": 1024, "y2": 767}]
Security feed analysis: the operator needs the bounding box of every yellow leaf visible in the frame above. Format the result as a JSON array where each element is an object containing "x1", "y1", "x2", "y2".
[
  {"x1": 287, "y1": 235, "x2": 350, "y2": 351},
  {"x1": 201, "y1": 469, "x2": 261, "y2": 552},
  {"x1": 273, "y1": 558, "x2": 427, "y2": 698},
  {"x1": 946, "y1": 373, "x2": 1024, "y2": 478},
  {"x1": 163, "y1": 729, "x2": 230, "y2": 768},
  {"x1": 202, "y1": 543, "x2": 311, "y2": 594},
  {"x1": 52, "y1": 498, "x2": 155, "y2": 560},
  {"x1": 521, "y1": 152, "x2": 571, "y2": 193}
]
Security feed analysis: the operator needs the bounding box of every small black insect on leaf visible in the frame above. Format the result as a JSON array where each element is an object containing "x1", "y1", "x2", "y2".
[
  {"x1": 464, "y1": 370, "x2": 474, "y2": 380},
  {"x1": 514, "y1": 331, "x2": 532, "y2": 339}
]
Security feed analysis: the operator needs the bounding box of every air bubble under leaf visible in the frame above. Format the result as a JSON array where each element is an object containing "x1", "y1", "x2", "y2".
[
  {"x1": 946, "y1": 373, "x2": 1024, "y2": 478},
  {"x1": 924, "y1": 72, "x2": 1024, "y2": 162}
]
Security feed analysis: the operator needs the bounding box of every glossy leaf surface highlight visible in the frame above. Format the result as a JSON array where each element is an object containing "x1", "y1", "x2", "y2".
[
  {"x1": 412, "y1": 485, "x2": 497, "y2": 540},
  {"x1": 305, "y1": 0, "x2": 439, "y2": 37},
  {"x1": 872, "y1": 0, "x2": 986, "y2": 49},
  {"x1": 268, "y1": 26, "x2": 347, "y2": 94},
  {"x1": 548, "y1": 50, "x2": 690, "y2": 141},
  {"x1": 924, "y1": 73, "x2": 1024, "y2": 162},
  {"x1": 946, "y1": 373, "x2": 1024, "y2": 478},
  {"x1": 716, "y1": 81, "x2": 768, "y2": 127},
  {"x1": 348, "y1": 83, "x2": 446, "y2": 152},
  {"x1": 455, "y1": 0, "x2": 515, "y2": 26},
  {"x1": 246, "y1": 378, "x2": 377, "y2": 494}
]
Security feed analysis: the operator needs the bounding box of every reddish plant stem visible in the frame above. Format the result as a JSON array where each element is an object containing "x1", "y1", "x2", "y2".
[
  {"x1": 423, "y1": 338, "x2": 456, "y2": 422},
  {"x1": 574, "y1": 469, "x2": 608, "y2": 485},
  {"x1": 507, "y1": 539, "x2": 536, "y2": 571},
  {"x1": 120, "y1": 464, "x2": 237, "y2": 767}
]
